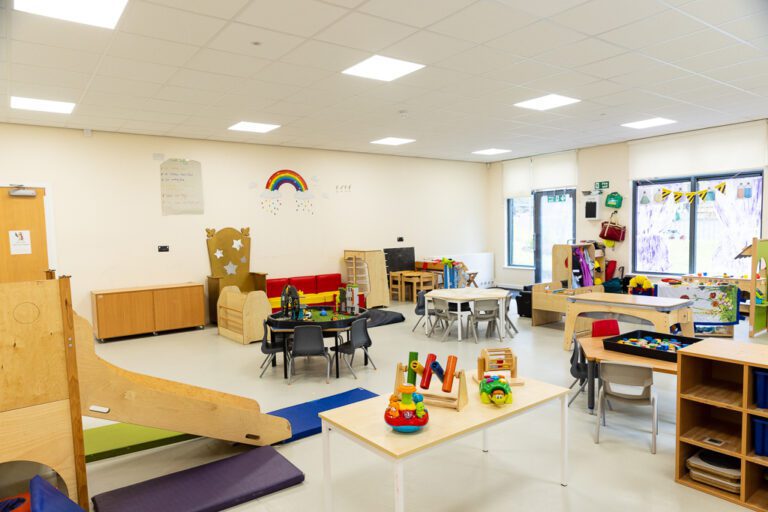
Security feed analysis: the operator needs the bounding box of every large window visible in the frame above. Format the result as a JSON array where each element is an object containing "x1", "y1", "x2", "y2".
[
  {"x1": 507, "y1": 196, "x2": 534, "y2": 267},
  {"x1": 633, "y1": 172, "x2": 763, "y2": 275}
]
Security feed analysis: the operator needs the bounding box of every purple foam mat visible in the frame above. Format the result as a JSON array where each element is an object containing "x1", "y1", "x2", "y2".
[{"x1": 92, "y1": 446, "x2": 304, "y2": 512}]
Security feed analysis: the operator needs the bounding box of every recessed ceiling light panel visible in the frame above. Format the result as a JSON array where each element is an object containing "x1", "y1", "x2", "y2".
[
  {"x1": 14, "y1": 0, "x2": 129, "y2": 29},
  {"x1": 370, "y1": 137, "x2": 415, "y2": 146},
  {"x1": 10, "y1": 96, "x2": 75, "y2": 114},
  {"x1": 514, "y1": 94, "x2": 580, "y2": 111},
  {"x1": 228, "y1": 121, "x2": 281, "y2": 133},
  {"x1": 343, "y1": 55, "x2": 424, "y2": 82},
  {"x1": 472, "y1": 148, "x2": 511, "y2": 156},
  {"x1": 621, "y1": 117, "x2": 677, "y2": 129}
]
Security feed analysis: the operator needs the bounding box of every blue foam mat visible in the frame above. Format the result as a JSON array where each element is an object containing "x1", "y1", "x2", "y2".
[{"x1": 269, "y1": 388, "x2": 378, "y2": 443}]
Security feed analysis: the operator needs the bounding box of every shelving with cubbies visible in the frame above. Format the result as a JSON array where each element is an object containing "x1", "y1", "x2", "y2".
[{"x1": 676, "y1": 339, "x2": 768, "y2": 511}]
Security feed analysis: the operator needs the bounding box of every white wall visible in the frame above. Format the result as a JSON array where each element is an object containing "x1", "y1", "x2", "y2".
[{"x1": 0, "y1": 123, "x2": 488, "y2": 320}]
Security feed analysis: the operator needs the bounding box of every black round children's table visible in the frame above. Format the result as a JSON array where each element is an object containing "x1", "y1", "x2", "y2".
[{"x1": 266, "y1": 307, "x2": 368, "y2": 379}]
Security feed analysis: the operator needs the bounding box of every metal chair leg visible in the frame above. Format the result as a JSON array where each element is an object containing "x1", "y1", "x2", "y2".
[
  {"x1": 412, "y1": 316, "x2": 424, "y2": 332},
  {"x1": 259, "y1": 354, "x2": 274, "y2": 378},
  {"x1": 363, "y1": 347, "x2": 377, "y2": 369},
  {"x1": 342, "y1": 353, "x2": 357, "y2": 379},
  {"x1": 441, "y1": 319, "x2": 456, "y2": 341},
  {"x1": 325, "y1": 353, "x2": 331, "y2": 384},
  {"x1": 287, "y1": 357, "x2": 293, "y2": 385},
  {"x1": 651, "y1": 396, "x2": 658, "y2": 454},
  {"x1": 568, "y1": 380, "x2": 588, "y2": 407},
  {"x1": 260, "y1": 354, "x2": 271, "y2": 369}
]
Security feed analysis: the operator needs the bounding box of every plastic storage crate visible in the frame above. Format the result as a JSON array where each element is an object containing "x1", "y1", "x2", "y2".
[
  {"x1": 754, "y1": 416, "x2": 768, "y2": 456},
  {"x1": 755, "y1": 368, "x2": 768, "y2": 409}
]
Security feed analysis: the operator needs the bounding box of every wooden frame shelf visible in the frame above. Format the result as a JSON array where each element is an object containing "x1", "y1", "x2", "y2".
[{"x1": 676, "y1": 339, "x2": 768, "y2": 511}]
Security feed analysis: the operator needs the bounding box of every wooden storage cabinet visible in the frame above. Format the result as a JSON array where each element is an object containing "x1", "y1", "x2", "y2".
[
  {"x1": 676, "y1": 339, "x2": 768, "y2": 511},
  {"x1": 92, "y1": 283, "x2": 204, "y2": 340},
  {"x1": 343, "y1": 249, "x2": 389, "y2": 308}
]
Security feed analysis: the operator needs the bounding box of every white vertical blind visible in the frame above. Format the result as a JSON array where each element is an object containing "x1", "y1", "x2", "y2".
[
  {"x1": 629, "y1": 120, "x2": 768, "y2": 179},
  {"x1": 502, "y1": 150, "x2": 577, "y2": 197}
]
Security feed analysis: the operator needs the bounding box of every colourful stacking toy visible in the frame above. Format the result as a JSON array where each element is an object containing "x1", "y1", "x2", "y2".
[{"x1": 616, "y1": 335, "x2": 691, "y2": 353}]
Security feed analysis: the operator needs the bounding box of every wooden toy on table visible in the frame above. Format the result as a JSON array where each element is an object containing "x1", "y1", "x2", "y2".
[
  {"x1": 397, "y1": 352, "x2": 468, "y2": 411},
  {"x1": 475, "y1": 347, "x2": 524, "y2": 386}
]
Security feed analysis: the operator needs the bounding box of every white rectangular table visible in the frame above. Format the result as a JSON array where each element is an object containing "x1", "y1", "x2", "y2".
[
  {"x1": 424, "y1": 288, "x2": 510, "y2": 341},
  {"x1": 319, "y1": 375, "x2": 569, "y2": 511}
]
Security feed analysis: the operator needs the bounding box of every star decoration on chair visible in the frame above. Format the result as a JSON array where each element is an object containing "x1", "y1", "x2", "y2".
[
  {"x1": 214, "y1": 249, "x2": 224, "y2": 259},
  {"x1": 232, "y1": 239, "x2": 243, "y2": 250},
  {"x1": 224, "y1": 261, "x2": 238, "y2": 275}
]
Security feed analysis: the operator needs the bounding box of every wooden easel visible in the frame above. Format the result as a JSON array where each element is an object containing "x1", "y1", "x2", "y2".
[
  {"x1": 0, "y1": 278, "x2": 89, "y2": 508},
  {"x1": 394, "y1": 363, "x2": 468, "y2": 411}
]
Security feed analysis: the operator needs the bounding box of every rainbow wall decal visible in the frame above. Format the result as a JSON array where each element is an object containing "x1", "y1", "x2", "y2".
[{"x1": 265, "y1": 169, "x2": 308, "y2": 192}]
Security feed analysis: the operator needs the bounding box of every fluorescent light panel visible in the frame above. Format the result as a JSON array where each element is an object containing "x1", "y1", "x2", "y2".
[
  {"x1": 621, "y1": 117, "x2": 677, "y2": 129},
  {"x1": 472, "y1": 148, "x2": 511, "y2": 156},
  {"x1": 343, "y1": 55, "x2": 424, "y2": 82},
  {"x1": 514, "y1": 94, "x2": 580, "y2": 111},
  {"x1": 14, "y1": 0, "x2": 129, "y2": 29},
  {"x1": 370, "y1": 137, "x2": 415, "y2": 146},
  {"x1": 10, "y1": 96, "x2": 75, "y2": 114},
  {"x1": 228, "y1": 121, "x2": 280, "y2": 133}
]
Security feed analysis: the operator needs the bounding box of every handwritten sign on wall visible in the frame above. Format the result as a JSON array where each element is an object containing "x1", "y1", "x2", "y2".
[{"x1": 160, "y1": 159, "x2": 204, "y2": 215}]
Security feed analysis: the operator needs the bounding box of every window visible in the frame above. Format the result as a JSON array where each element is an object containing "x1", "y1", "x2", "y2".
[
  {"x1": 507, "y1": 196, "x2": 534, "y2": 267},
  {"x1": 633, "y1": 171, "x2": 763, "y2": 275}
]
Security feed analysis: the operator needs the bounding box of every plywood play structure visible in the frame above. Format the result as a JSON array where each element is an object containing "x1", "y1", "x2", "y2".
[
  {"x1": 735, "y1": 238, "x2": 768, "y2": 338},
  {"x1": 1, "y1": 277, "x2": 291, "y2": 507},
  {"x1": 206, "y1": 227, "x2": 268, "y2": 323},
  {"x1": 217, "y1": 285, "x2": 272, "y2": 344}
]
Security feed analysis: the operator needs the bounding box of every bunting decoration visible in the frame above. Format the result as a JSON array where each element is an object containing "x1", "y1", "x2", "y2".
[{"x1": 657, "y1": 181, "x2": 728, "y2": 205}]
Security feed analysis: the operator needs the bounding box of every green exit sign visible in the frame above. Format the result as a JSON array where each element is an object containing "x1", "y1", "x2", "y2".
[
  {"x1": 547, "y1": 194, "x2": 567, "y2": 203},
  {"x1": 594, "y1": 181, "x2": 610, "y2": 190}
]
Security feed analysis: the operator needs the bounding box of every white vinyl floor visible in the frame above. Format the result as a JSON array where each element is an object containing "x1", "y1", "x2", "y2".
[{"x1": 83, "y1": 301, "x2": 762, "y2": 511}]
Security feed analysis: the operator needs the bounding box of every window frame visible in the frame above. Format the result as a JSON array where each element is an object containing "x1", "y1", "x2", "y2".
[
  {"x1": 506, "y1": 196, "x2": 534, "y2": 268},
  {"x1": 632, "y1": 170, "x2": 764, "y2": 276}
]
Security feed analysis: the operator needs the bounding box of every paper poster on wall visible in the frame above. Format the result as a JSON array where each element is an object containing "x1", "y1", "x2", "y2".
[
  {"x1": 9, "y1": 230, "x2": 31, "y2": 255},
  {"x1": 160, "y1": 159, "x2": 204, "y2": 215}
]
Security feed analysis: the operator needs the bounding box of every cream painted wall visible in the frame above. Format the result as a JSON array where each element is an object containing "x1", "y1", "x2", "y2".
[{"x1": 0, "y1": 123, "x2": 488, "y2": 320}]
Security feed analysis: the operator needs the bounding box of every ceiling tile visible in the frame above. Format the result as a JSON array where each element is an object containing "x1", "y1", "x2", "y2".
[
  {"x1": 558, "y1": 79, "x2": 625, "y2": 99},
  {"x1": 9, "y1": 10, "x2": 112, "y2": 53},
  {"x1": 312, "y1": 73, "x2": 381, "y2": 94},
  {"x1": 108, "y1": 32, "x2": 199, "y2": 66},
  {"x1": 120, "y1": 1, "x2": 227, "y2": 46},
  {"x1": 610, "y1": 62, "x2": 687, "y2": 87},
  {"x1": 678, "y1": 0, "x2": 768, "y2": 26},
  {"x1": 430, "y1": 2, "x2": 538, "y2": 44},
  {"x1": 486, "y1": 20, "x2": 585, "y2": 58},
  {"x1": 314, "y1": 13, "x2": 417, "y2": 52},
  {"x1": 358, "y1": 0, "x2": 475, "y2": 27},
  {"x1": 439, "y1": 76, "x2": 511, "y2": 97},
  {"x1": 88, "y1": 75, "x2": 164, "y2": 97},
  {"x1": 435, "y1": 46, "x2": 521, "y2": 75},
  {"x1": 719, "y1": 13, "x2": 768, "y2": 41},
  {"x1": 523, "y1": 71, "x2": 599, "y2": 93},
  {"x1": 383, "y1": 31, "x2": 476, "y2": 66},
  {"x1": 261, "y1": 101, "x2": 322, "y2": 117},
  {"x1": 484, "y1": 59, "x2": 563, "y2": 85},
  {"x1": 578, "y1": 53, "x2": 659, "y2": 79},
  {"x1": 536, "y1": 38, "x2": 625, "y2": 68},
  {"x1": 237, "y1": 0, "x2": 348, "y2": 37},
  {"x1": 154, "y1": 85, "x2": 223, "y2": 104},
  {"x1": 494, "y1": 0, "x2": 591, "y2": 18},
  {"x1": 321, "y1": 0, "x2": 367, "y2": 7},
  {"x1": 598, "y1": 10, "x2": 704, "y2": 49},
  {"x1": 643, "y1": 29, "x2": 736, "y2": 62},
  {"x1": 705, "y1": 57, "x2": 768, "y2": 82},
  {"x1": 207, "y1": 23, "x2": 304, "y2": 59},
  {"x1": 166, "y1": 68, "x2": 246, "y2": 91},
  {"x1": 10, "y1": 63, "x2": 90, "y2": 90},
  {"x1": 284, "y1": 86, "x2": 353, "y2": 107},
  {"x1": 676, "y1": 43, "x2": 765, "y2": 73},
  {"x1": 66, "y1": 115, "x2": 125, "y2": 131},
  {"x1": 254, "y1": 61, "x2": 332, "y2": 87},
  {"x1": 280, "y1": 40, "x2": 369, "y2": 71},
  {"x1": 551, "y1": 0, "x2": 667, "y2": 35},
  {"x1": 11, "y1": 40, "x2": 101, "y2": 74},
  {"x1": 394, "y1": 65, "x2": 470, "y2": 89},
  {"x1": 227, "y1": 79, "x2": 303, "y2": 100},
  {"x1": 144, "y1": 0, "x2": 250, "y2": 18},
  {"x1": 98, "y1": 56, "x2": 179, "y2": 83},
  {"x1": 185, "y1": 49, "x2": 271, "y2": 77},
  {"x1": 8, "y1": 82, "x2": 81, "y2": 102}
]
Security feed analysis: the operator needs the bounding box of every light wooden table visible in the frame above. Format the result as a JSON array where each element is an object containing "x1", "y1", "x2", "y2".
[
  {"x1": 319, "y1": 375, "x2": 569, "y2": 512},
  {"x1": 424, "y1": 288, "x2": 510, "y2": 341},
  {"x1": 578, "y1": 336, "x2": 678, "y2": 411},
  {"x1": 564, "y1": 292, "x2": 694, "y2": 350}
]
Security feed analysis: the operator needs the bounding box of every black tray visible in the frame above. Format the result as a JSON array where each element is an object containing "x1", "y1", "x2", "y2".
[{"x1": 602, "y1": 330, "x2": 703, "y2": 362}]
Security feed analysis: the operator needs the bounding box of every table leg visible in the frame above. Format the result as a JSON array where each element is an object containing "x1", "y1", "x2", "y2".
[
  {"x1": 482, "y1": 429, "x2": 489, "y2": 453},
  {"x1": 322, "y1": 420, "x2": 332, "y2": 511},
  {"x1": 283, "y1": 334, "x2": 288, "y2": 380},
  {"x1": 498, "y1": 298, "x2": 505, "y2": 341},
  {"x1": 335, "y1": 334, "x2": 341, "y2": 378},
  {"x1": 424, "y1": 297, "x2": 431, "y2": 335},
  {"x1": 394, "y1": 459, "x2": 404, "y2": 512},
  {"x1": 587, "y1": 359, "x2": 596, "y2": 413},
  {"x1": 454, "y1": 301, "x2": 463, "y2": 341},
  {"x1": 560, "y1": 394, "x2": 568, "y2": 487}
]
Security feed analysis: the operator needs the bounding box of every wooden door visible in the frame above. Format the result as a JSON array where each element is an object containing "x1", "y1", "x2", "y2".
[
  {"x1": 153, "y1": 286, "x2": 205, "y2": 332},
  {"x1": 94, "y1": 291, "x2": 155, "y2": 339},
  {"x1": 0, "y1": 187, "x2": 49, "y2": 283}
]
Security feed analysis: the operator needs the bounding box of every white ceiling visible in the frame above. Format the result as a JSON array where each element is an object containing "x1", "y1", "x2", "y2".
[{"x1": 1, "y1": 0, "x2": 768, "y2": 162}]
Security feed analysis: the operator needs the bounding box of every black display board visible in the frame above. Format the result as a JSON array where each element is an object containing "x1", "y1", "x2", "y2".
[{"x1": 384, "y1": 247, "x2": 415, "y2": 275}]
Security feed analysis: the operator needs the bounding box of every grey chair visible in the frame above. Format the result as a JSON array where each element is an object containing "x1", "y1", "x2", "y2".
[
  {"x1": 259, "y1": 321, "x2": 288, "y2": 378},
  {"x1": 468, "y1": 299, "x2": 502, "y2": 343},
  {"x1": 412, "y1": 290, "x2": 434, "y2": 332},
  {"x1": 567, "y1": 340, "x2": 589, "y2": 406},
  {"x1": 428, "y1": 297, "x2": 458, "y2": 341},
  {"x1": 594, "y1": 361, "x2": 658, "y2": 454},
  {"x1": 331, "y1": 318, "x2": 376, "y2": 379},
  {"x1": 287, "y1": 325, "x2": 331, "y2": 384},
  {"x1": 503, "y1": 292, "x2": 519, "y2": 336}
]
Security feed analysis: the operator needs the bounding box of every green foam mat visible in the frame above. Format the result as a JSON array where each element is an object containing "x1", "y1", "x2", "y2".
[{"x1": 84, "y1": 424, "x2": 196, "y2": 463}]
